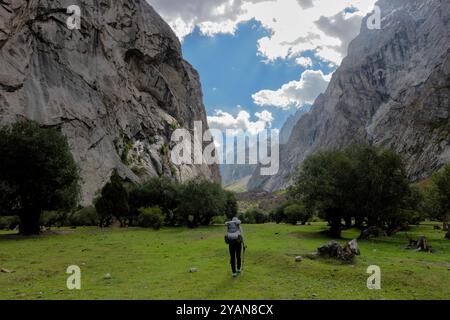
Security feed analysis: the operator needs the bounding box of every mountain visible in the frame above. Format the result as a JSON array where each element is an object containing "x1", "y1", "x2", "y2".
[
  {"x1": 249, "y1": 0, "x2": 450, "y2": 192},
  {"x1": 0, "y1": 0, "x2": 220, "y2": 204},
  {"x1": 279, "y1": 106, "x2": 311, "y2": 145}
]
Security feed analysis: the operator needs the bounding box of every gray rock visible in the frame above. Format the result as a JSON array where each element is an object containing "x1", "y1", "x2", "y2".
[
  {"x1": 103, "y1": 273, "x2": 111, "y2": 280},
  {"x1": 1, "y1": 268, "x2": 13, "y2": 273},
  {"x1": 249, "y1": 0, "x2": 450, "y2": 191},
  {"x1": 0, "y1": 0, "x2": 220, "y2": 205},
  {"x1": 190, "y1": 267, "x2": 198, "y2": 273},
  {"x1": 295, "y1": 256, "x2": 302, "y2": 262}
]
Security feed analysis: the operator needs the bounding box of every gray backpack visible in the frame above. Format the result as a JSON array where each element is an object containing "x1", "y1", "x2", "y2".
[{"x1": 225, "y1": 219, "x2": 242, "y2": 244}]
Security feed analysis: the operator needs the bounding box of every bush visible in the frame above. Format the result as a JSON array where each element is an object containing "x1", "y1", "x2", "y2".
[
  {"x1": 95, "y1": 170, "x2": 129, "y2": 227},
  {"x1": 69, "y1": 206, "x2": 100, "y2": 226},
  {"x1": 0, "y1": 216, "x2": 20, "y2": 230},
  {"x1": 40, "y1": 211, "x2": 68, "y2": 228},
  {"x1": 284, "y1": 204, "x2": 311, "y2": 225},
  {"x1": 138, "y1": 207, "x2": 164, "y2": 230},
  {"x1": 243, "y1": 208, "x2": 268, "y2": 224}
]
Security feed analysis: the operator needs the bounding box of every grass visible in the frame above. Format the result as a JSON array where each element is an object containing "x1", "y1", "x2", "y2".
[{"x1": 0, "y1": 222, "x2": 449, "y2": 300}]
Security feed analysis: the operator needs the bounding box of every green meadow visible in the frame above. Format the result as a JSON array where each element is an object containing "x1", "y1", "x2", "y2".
[{"x1": 0, "y1": 222, "x2": 449, "y2": 300}]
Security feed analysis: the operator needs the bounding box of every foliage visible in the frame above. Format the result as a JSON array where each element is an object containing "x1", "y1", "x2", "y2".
[
  {"x1": 137, "y1": 207, "x2": 164, "y2": 230},
  {"x1": 241, "y1": 208, "x2": 268, "y2": 224},
  {"x1": 129, "y1": 177, "x2": 181, "y2": 226},
  {"x1": 284, "y1": 203, "x2": 311, "y2": 225},
  {"x1": 95, "y1": 170, "x2": 129, "y2": 227},
  {"x1": 224, "y1": 191, "x2": 238, "y2": 220},
  {"x1": 178, "y1": 180, "x2": 226, "y2": 227},
  {"x1": 0, "y1": 216, "x2": 20, "y2": 230},
  {"x1": 290, "y1": 145, "x2": 410, "y2": 238},
  {"x1": 0, "y1": 120, "x2": 80, "y2": 235},
  {"x1": 68, "y1": 206, "x2": 100, "y2": 226}
]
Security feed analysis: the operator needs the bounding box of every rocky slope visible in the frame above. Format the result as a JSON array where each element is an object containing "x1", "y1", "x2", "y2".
[
  {"x1": 0, "y1": 0, "x2": 220, "y2": 204},
  {"x1": 279, "y1": 106, "x2": 311, "y2": 145},
  {"x1": 249, "y1": 0, "x2": 450, "y2": 191}
]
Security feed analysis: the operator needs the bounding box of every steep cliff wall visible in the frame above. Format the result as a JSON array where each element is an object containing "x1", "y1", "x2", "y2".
[{"x1": 0, "y1": 0, "x2": 220, "y2": 203}]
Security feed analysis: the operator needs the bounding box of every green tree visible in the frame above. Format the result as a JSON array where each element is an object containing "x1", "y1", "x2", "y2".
[
  {"x1": 95, "y1": 170, "x2": 129, "y2": 227},
  {"x1": 224, "y1": 191, "x2": 238, "y2": 220},
  {"x1": 178, "y1": 180, "x2": 226, "y2": 227},
  {"x1": 290, "y1": 150, "x2": 355, "y2": 238},
  {"x1": 430, "y1": 163, "x2": 450, "y2": 234},
  {"x1": 284, "y1": 203, "x2": 311, "y2": 225},
  {"x1": 129, "y1": 177, "x2": 180, "y2": 226},
  {"x1": 350, "y1": 146, "x2": 410, "y2": 233},
  {"x1": 0, "y1": 121, "x2": 80, "y2": 235}
]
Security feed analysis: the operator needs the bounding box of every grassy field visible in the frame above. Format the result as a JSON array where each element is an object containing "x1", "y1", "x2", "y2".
[{"x1": 0, "y1": 222, "x2": 449, "y2": 300}]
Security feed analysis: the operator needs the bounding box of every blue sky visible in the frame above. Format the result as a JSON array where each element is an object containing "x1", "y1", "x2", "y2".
[
  {"x1": 182, "y1": 19, "x2": 335, "y2": 131},
  {"x1": 149, "y1": 0, "x2": 377, "y2": 134}
]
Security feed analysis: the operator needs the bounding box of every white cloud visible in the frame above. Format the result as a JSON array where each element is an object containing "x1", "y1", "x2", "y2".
[
  {"x1": 148, "y1": 0, "x2": 377, "y2": 65},
  {"x1": 295, "y1": 56, "x2": 313, "y2": 67},
  {"x1": 252, "y1": 69, "x2": 331, "y2": 109},
  {"x1": 207, "y1": 109, "x2": 273, "y2": 135}
]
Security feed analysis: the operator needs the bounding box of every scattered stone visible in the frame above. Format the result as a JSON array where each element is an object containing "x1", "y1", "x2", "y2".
[
  {"x1": 1, "y1": 268, "x2": 13, "y2": 273},
  {"x1": 295, "y1": 256, "x2": 302, "y2": 262},
  {"x1": 407, "y1": 235, "x2": 433, "y2": 252},
  {"x1": 190, "y1": 268, "x2": 198, "y2": 273},
  {"x1": 103, "y1": 273, "x2": 112, "y2": 280},
  {"x1": 317, "y1": 239, "x2": 360, "y2": 261}
]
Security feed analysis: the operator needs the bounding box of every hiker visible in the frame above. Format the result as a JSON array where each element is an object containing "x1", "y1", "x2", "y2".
[{"x1": 225, "y1": 217, "x2": 245, "y2": 278}]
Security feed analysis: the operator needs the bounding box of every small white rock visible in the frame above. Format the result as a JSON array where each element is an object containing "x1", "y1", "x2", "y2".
[
  {"x1": 190, "y1": 267, "x2": 198, "y2": 273},
  {"x1": 295, "y1": 256, "x2": 302, "y2": 262},
  {"x1": 104, "y1": 273, "x2": 111, "y2": 280}
]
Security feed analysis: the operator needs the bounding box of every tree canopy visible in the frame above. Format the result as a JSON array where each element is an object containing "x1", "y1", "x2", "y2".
[{"x1": 0, "y1": 121, "x2": 80, "y2": 235}]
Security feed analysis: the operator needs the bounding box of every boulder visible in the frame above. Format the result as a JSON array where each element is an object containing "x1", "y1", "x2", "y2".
[{"x1": 317, "y1": 239, "x2": 360, "y2": 261}]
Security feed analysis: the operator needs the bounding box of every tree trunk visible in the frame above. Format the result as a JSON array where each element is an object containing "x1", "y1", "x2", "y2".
[
  {"x1": 443, "y1": 214, "x2": 449, "y2": 231},
  {"x1": 445, "y1": 229, "x2": 450, "y2": 240},
  {"x1": 328, "y1": 218, "x2": 342, "y2": 238},
  {"x1": 344, "y1": 217, "x2": 352, "y2": 228},
  {"x1": 19, "y1": 211, "x2": 41, "y2": 235}
]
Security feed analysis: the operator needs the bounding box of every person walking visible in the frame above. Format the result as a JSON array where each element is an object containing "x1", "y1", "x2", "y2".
[{"x1": 225, "y1": 217, "x2": 245, "y2": 278}]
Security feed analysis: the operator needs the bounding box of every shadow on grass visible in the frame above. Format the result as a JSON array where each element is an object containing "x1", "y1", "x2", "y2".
[{"x1": 0, "y1": 230, "x2": 75, "y2": 242}]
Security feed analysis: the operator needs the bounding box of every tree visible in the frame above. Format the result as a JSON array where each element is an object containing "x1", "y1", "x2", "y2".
[
  {"x1": 290, "y1": 145, "x2": 410, "y2": 238},
  {"x1": 95, "y1": 170, "x2": 129, "y2": 227},
  {"x1": 178, "y1": 180, "x2": 226, "y2": 227},
  {"x1": 284, "y1": 203, "x2": 311, "y2": 225},
  {"x1": 290, "y1": 150, "x2": 355, "y2": 238},
  {"x1": 224, "y1": 191, "x2": 238, "y2": 220},
  {"x1": 0, "y1": 121, "x2": 80, "y2": 235},
  {"x1": 349, "y1": 146, "x2": 410, "y2": 233},
  {"x1": 129, "y1": 177, "x2": 180, "y2": 226},
  {"x1": 430, "y1": 163, "x2": 450, "y2": 233}
]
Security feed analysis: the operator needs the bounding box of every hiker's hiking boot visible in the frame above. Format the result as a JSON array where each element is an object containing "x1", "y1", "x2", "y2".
[
  {"x1": 232, "y1": 273, "x2": 238, "y2": 278},
  {"x1": 237, "y1": 269, "x2": 241, "y2": 274}
]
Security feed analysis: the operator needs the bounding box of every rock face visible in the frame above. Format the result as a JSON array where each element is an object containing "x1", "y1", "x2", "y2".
[
  {"x1": 249, "y1": 0, "x2": 450, "y2": 191},
  {"x1": 279, "y1": 106, "x2": 311, "y2": 145},
  {"x1": 0, "y1": 0, "x2": 220, "y2": 204}
]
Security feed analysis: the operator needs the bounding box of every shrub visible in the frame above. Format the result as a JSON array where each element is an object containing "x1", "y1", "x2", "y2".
[
  {"x1": 95, "y1": 170, "x2": 129, "y2": 227},
  {"x1": 40, "y1": 211, "x2": 68, "y2": 228},
  {"x1": 138, "y1": 207, "x2": 164, "y2": 230},
  {"x1": 69, "y1": 206, "x2": 99, "y2": 226},
  {"x1": 243, "y1": 208, "x2": 268, "y2": 224},
  {"x1": 0, "y1": 216, "x2": 20, "y2": 230},
  {"x1": 284, "y1": 204, "x2": 311, "y2": 225}
]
